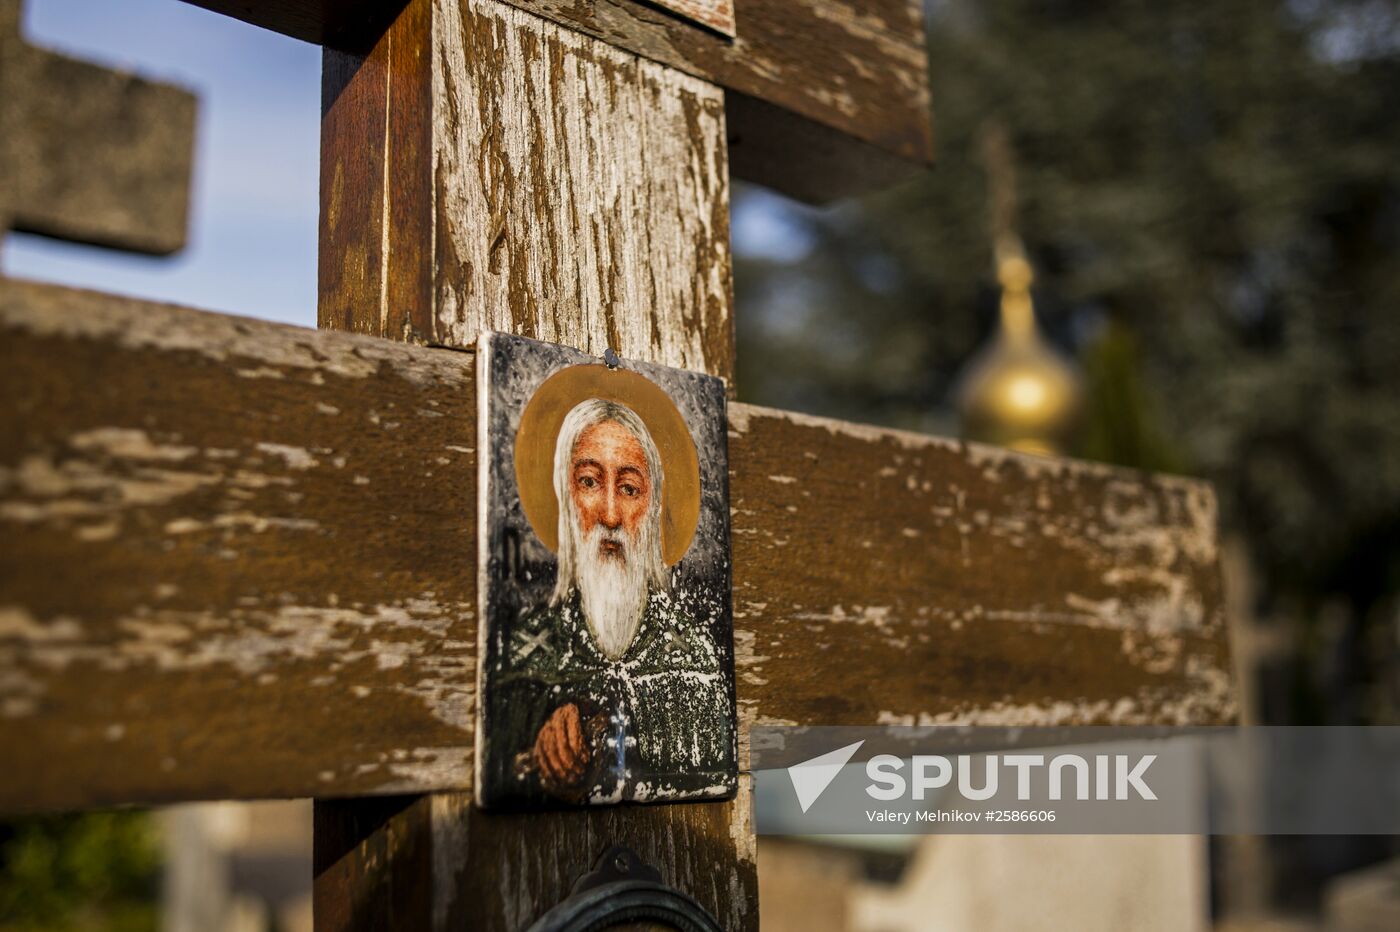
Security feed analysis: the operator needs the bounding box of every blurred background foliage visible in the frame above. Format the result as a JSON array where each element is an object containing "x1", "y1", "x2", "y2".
[
  {"x1": 0, "y1": 813, "x2": 159, "y2": 931},
  {"x1": 733, "y1": 0, "x2": 1400, "y2": 729}
]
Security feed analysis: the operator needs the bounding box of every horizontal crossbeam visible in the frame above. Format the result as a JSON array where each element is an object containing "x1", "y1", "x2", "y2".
[
  {"x1": 0, "y1": 281, "x2": 1233, "y2": 812},
  {"x1": 185, "y1": 0, "x2": 932, "y2": 202}
]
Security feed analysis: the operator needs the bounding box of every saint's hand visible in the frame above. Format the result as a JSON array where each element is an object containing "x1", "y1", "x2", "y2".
[{"x1": 533, "y1": 703, "x2": 590, "y2": 791}]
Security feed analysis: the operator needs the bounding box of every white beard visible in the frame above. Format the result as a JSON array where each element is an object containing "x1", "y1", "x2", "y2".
[{"x1": 574, "y1": 523, "x2": 649, "y2": 660}]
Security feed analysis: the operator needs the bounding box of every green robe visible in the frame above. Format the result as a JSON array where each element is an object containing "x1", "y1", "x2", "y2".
[{"x1": 488, "y1": 587, "x2": 735, "y2": 805}]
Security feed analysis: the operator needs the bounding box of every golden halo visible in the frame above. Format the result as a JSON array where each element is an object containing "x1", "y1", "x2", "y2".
[{"x1": 514, "y1": 365, "x2": 701, "y2": 566}]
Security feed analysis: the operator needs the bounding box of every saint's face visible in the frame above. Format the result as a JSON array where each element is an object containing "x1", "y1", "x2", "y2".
[{"x1": 569, "y1": 419, "x2": 652, "y2": 560}]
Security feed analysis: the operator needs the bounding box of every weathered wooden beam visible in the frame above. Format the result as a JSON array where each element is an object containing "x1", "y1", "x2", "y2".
[
  {"x1": 178, "y1": 0, "x2": 403, "y2": 48},
  {"x1": 0, "y1": 0, "x2": 197, "y2": 254},
  {"x1": 191, "y1": 0, "x2": 932, "y2": 203},
  {"x1": 0, "y1": 280, "x2": 1234, "y2": 814},
  {"x1": 0, "y1": 281, "x2": 478, "y2": 810},
  {"x1": 316, "y1": 3, "x2": 751, "y2": 926},
  {"x1": 317, "y1": 4, "x2": 751, "y2": 924},
  {"x1": 312, "y1": 796, "x2": 435, "y2": 931},
  {"x1": 727, "y1": 405, "x2": 1234, "y2": 746},
  {"x1": 319, "y1": 0, "x2": 736, "y2": 375},
  {"x1": 312, "y1": 784, "x2": 756, "y2": 930},
  {"x1": 492, "y1": 0, "x2": 934, "y2": 201},
  {"x1": 651, "y1": 0, "x2": 735, "y2": 38}
]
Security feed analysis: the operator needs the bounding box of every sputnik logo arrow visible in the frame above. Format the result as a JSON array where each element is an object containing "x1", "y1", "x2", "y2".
[{"x1": 787, "y1": 740, "x2": 865, "y2": 813}]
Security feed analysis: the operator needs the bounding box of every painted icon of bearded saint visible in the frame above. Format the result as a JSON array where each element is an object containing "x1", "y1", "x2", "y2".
[{"x1": 503, "y1": 397, "x2": 731, "y2": 804}]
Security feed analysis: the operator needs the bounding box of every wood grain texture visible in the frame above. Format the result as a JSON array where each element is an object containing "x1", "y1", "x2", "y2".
[
  {"x1": 0, "y1": 282, "x2": 1233, "y2": 812},
  {"x1": 184, "y1": 0, "x2": 933, "y2": 200},
  {"x1": 434, "y1": 0, "x2": 734, "y2": 374},
  {"x1": 315, "y1": 5, "x2": 745, "y2": 926},
  {"x1": 318, "y1": 0, "x2": 736, "y2": 382},
  {"x1": 427, "y1": 778, "x2": 755, "y2": 931},
  {"x1": 726, "y1": 405, "x2": 1235, "y2": 764},
  {"x1": 313, "y1": 796, "x2": 435, "y2": 932},
  {"x1": 313, "y1": 782, "x2": 756, "y2": 931},
  {"x1": 494, "y1": 0, "x2": 934, "y2": 193},
  {"x1": 649, "y1": 0, "x2": 735, "y2": 37},
  {"x1": 0, "y1": 0, "x2": 196, "y2": 254},
  {"x1": 726, "y1": 88, "x2": 925, "y2": 205},
  {"x1": 318, "y1": 0, "x2": 433, "y2": 341},
  {"x1": 0, "y1": 281, "x2": 479, "y2": 811}
]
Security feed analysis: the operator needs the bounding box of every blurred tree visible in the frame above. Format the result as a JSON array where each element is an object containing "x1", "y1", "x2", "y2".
[
  {"x1": 0, "y1": 813, "x2": 160, "y2": 932},
  {"x1": 733, "y1": 0, "x2": 1400, "y2": 727},
  {"x1": 1077, "y1": 316, "x2": 1186, "y2": 474}
]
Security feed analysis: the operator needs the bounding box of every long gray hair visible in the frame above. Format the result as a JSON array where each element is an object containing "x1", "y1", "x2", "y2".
[{"x1": 550, "y1": 398, "x2": 667, "y2": 605}]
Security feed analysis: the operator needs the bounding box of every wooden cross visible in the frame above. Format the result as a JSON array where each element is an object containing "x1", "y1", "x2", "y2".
[
  {"x1": 0, "y1": 0, "x2": 196, "y2": 254},
  {"x1": 0, "y1": 1, "x2": 1235, "y2": 929}
]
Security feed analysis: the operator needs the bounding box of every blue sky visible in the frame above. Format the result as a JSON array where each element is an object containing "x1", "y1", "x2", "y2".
[
  {"x1": 4, "y1": 0, "x2": 322, "y2": 326},
  {"x1": 3, "y1": 0, "x2": 810, "y2": 329}
]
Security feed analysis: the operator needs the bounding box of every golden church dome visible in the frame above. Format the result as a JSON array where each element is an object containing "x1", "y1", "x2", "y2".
[{"x1": 954, "y1": 254, "x2": 1083, "y2": 456}]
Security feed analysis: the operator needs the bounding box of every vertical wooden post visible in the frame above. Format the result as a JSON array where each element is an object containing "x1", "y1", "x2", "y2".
[
  {"x1": 318, "y1": 0, "x2": 735, "y2": 383},
  {"x1": 313, "y1": 0, "x2": 750, "y2": 927}
]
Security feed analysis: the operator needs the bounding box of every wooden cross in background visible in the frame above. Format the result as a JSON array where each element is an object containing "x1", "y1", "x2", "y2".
[
  {"x1": 0, "y1": 0, "x2": 195, "y2": 254},
  {"x1": 0, "y1": 1, "x2": 1234, "y2": 929}
]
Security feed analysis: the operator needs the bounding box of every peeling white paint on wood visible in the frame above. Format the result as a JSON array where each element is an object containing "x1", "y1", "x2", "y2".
[
  {"x1": 0, "y1": 599, "x2": 475, "y2": 733},
  {"x1": 1, "y1": 281, "x2": 1232, "y2": 813},
  {"x1": 649, "y1": 0, "x2": 736, "y2": 36},
  {"x1": 254, "y1": 443, "x2": 320, "y2": 470},
  {"x1": 0, "y1": 280, "x2": 474, "y2": 389},
  {"x1": 69, "y1": 427, "x2": 197, "y2": 461},
  {"x1": 432, "y1": 0, "x2": 732, "y2": 377}
]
